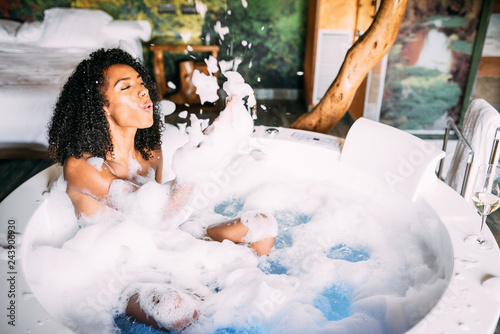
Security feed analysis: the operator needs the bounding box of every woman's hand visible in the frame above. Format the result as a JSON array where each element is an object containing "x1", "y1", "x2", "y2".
[{"x1": 203, "y1": 94, "x2": 238, "y2": 136}]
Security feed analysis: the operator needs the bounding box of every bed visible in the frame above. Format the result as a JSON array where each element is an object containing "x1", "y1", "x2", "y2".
[{"x1": 0, "y1": 8, "x2": 152, "y2": 157}]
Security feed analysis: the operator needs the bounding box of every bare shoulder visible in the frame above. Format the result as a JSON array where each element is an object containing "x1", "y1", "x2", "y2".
[{"x1": 64, "y1": 155, "x2": 116, "y2": 199}]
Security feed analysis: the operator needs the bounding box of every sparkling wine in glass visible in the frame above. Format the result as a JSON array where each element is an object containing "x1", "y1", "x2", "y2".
[{"x1": 465, "y1": 164, "x2": 500, "y2": 250}]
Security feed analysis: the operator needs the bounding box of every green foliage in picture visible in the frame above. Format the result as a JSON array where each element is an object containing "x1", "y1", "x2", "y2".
[
  {"x1": 421, "y1": 15, "x2": 467, "y2": 29},
  {"x1": 74, "y1": 0, "x2": 213, "y2": 44},
  {"x1": 1, "y1": 0, "x2": 71, "y2": 21},
  {"x1": 450, "y1": 40, "x2": 473, "y2": 55},
  {"x1": 203, "y1": 0, "x2": 308, "y2": 88},
  {"x1": 381, "y1": 0, "x2": 481, "y2": 131},
  {"x1": 381, "y1": 65, "x2": 461, "y2": 130}
]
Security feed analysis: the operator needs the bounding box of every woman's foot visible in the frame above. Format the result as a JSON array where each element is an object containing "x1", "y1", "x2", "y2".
[
  {"x1": 249, "y1": 236, "x2": 276, "y2": 255},
  {"x1": 207, "y1": 211, "x2": 278, "y2": 255}
]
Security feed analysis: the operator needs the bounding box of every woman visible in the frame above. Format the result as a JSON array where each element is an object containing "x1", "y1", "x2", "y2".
[{"x1": 47, "y1": 48, "x2": 275, "y2": 331}]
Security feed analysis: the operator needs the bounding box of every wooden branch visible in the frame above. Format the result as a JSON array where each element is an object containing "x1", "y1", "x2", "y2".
[{"x1": 291, "y1": 0, "x2": 409, "y2": 133}]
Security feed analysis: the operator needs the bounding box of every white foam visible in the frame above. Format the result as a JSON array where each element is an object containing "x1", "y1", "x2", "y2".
[
  {"x1": 26, "y1": 146, "x2": 450, "y2": 333},
  {"x1": 223, "y1": 71, "x2": 256, "y2": 107},
  {"x1": 232, "y1": 57, "x2": 243, "y2": 72},
  {"x1": 167, "y1": 81, "x2": 176, "y2": 89},
  {"x1": 192, "y1": 69, "x2": 219, "y2": 105},
  {"x1": 170, "y1": 71, "x2": 255, "y2": 184},
  {"x1": 128, "y1": 157, "x2": 142, "y2": 176},
  {"x1": 180, "y1": 31, "x2": 192, "y2": 43},
  {"x1": 195, "y1": 1, "x2": 208, "y2": 18},
  {"x1": 159, "y1": 100, "x2": 176, "y2": 116},
  {"x1": 87, "y1": 157, "x2": 104, "y2": 171},
  {"x1": 214, "y1": 21, "x2": 229, "y2": 41},
  {"x1": 218, "y1": 60, "x2": 234, "y2": 74},
  {"x1": 240, "y1": 211, "x2": 278, "y2": 243},
  {"x1": 205, "y1": 55, "x2": 219, "y2": 74},
  {"x1": 25, "y1": 59, "x2": 450, "y2": 334}
]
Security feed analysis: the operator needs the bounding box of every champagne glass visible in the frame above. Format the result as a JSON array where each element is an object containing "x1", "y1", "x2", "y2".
[{"x1": 465, "y1": 164, "x2": 500, "y2": 250}]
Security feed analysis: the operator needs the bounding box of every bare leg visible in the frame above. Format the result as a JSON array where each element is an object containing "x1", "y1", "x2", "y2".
[
  {"x1": 206, "y1": 217, "x2": 275, "y2": 255},
  {"x1": 125, "y1": 286, "x2": 199, "y2": 332},
  {"x1": 126, "y1": 293, "x2": 162, "y2": 329}
]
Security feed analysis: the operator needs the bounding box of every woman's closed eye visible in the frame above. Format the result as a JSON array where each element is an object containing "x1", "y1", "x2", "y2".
[{"x1": 121, "y1": 81, "x2": 144, "y2": 91}]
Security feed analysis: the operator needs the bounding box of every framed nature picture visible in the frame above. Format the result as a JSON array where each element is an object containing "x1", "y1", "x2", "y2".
[{"x1": 378, "y1": 0, "x2": 490, "y2": 134}]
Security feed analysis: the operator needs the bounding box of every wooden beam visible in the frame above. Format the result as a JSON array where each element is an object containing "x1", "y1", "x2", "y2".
[{"x1": 291, "y1": 0, "x2": 409, "y2": 133}]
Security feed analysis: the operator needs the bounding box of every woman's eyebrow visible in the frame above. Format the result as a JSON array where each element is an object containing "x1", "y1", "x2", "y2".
[
  {"x1": 114, "y1": 75, "x2": 141, "y2": 87},
  {"x1": 114, "y1": 77, "x2": 131, "y2": 87}
]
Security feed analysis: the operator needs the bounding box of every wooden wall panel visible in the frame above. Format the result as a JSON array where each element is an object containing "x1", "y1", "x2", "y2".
[
  {"x1": 318, "y1": 0, "x2": 357, "y2": 31},
  {"x1": 303, "y1": 0, "x2": 320, "y2": 108},
  {"x1": 304, "y1": 0, "x2": 376, "y2": 119}
]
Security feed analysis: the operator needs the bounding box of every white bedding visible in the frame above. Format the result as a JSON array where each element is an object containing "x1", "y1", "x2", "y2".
[
  {"x1": 0, "y1": 8, "x2": 152, "y2": 150},
  {"x1": 0, "y1": 85, "x2": 60, "y2": 147},
  {"x1": 0, "y1": 44, "x2": 88, "y2": 86}
]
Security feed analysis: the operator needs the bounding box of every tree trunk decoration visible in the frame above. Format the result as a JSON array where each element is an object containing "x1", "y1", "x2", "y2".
[{"x1": 290, "y1": 0, "x2": 409, "y2": 134}]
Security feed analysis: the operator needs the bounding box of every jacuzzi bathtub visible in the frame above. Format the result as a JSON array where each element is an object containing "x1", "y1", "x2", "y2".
[{"x1": 1, "y1": 123, "x2": 499, "y2": 333}]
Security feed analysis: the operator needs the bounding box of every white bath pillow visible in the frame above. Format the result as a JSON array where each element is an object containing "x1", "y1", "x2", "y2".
[
  {"x1": 38, "y1": 8, "x2": 112, "y2": 48},
  {"x1": 341, "y1": 118, "x2": 445, "y2": 202}
]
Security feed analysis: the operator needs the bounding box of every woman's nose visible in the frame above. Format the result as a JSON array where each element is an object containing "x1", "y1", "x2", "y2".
[{"x1": 139, "y1": 86, "x2": 148, "y2": 97}]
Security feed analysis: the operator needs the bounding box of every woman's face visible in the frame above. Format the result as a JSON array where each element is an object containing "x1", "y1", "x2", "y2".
[{"x1": 103, "y1": 64, "x2": 154, "y2": 129}]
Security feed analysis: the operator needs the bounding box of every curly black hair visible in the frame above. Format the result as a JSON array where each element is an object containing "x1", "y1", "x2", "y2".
[{"x1": 48, "y1": 48, "x2": 162, "y2": 164}]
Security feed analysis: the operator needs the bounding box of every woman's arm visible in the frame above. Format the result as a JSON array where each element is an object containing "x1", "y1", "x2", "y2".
[{"x1": 64, "y1": 156, "x2": 118, "y2": 218}]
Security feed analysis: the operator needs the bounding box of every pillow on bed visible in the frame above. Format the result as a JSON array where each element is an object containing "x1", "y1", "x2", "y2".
[
  {"x1": 38, "y1": 8, "x2": 113, "y2": 48},
  {"x1": 0, "y1": 18, "x2": 22, "y2": 42},
  {"x1": 103, "y1": 20, "x2": 152, "y2": 43}
]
